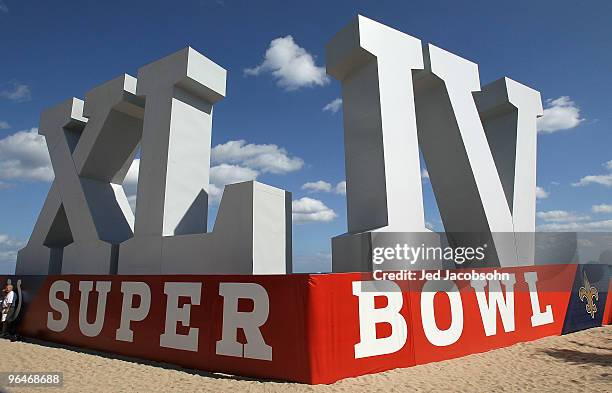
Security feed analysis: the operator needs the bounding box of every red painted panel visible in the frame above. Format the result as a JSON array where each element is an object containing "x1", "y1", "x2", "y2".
[
  {"x1": 10, "y1": 265, "x2": 580, "y2": 384},
  {"x1": 603, "y1": 279, "x2": 612, "y2": 325},
  {"x1": 306, "y1": 273, "x2": 416, "y2": 384},
  {"x1": 20, "y1": 274, "x2": 313, "y2": 383},
  {"x1": 407, "y1": 265, "x2": 576, "y2": 365}
]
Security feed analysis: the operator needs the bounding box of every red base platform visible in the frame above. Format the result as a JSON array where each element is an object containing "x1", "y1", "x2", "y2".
[{"x1": 4, "y1": 264, "x2": 611, "y2": 384}]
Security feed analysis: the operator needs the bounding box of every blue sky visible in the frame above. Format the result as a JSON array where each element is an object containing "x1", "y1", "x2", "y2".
[{"x1": 0, "y1": 0, "x2": 611, "y2": 273}]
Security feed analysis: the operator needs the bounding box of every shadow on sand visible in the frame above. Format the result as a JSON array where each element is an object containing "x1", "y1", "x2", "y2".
[{"x1": 540, "y1": 348, "x2": 612, "y2": 368}]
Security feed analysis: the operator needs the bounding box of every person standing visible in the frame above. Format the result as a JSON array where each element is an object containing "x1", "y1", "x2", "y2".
[
  {"x1": 1, "y1": 284, "x2": 15, "y2": 339},
  {"x1": 0, "y1": 286, "x2": 5, "y2": 324}
]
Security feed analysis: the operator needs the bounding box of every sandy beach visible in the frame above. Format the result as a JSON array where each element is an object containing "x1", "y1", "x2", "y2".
[{"x1": 0, "y1": 326, "x2": 609, "y2": 393}]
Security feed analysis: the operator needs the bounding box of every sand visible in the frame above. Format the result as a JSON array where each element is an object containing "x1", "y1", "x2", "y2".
[{"x1": 0, "y1": 326, "x2": 609, "y2": 393}]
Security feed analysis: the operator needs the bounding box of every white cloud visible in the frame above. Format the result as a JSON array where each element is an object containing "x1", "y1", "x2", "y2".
[
  {"x1": 335, "y1": 180, "x2": 346, "y2": 195},
  {"x1": 301, "y1": 180, "x2": 346, "y2": 195},
  {"x1": 1, "y1": 81, "x2": 31, "y2": 103},
  {"x1": 0, "y1": 133, "x2": 297, "y2": 210},
  {"x1": 244, "y1": 35, "x2": 329, "y2": 90},
  {"x1": 208, "y1": 164, "x2": 258, "y2": 203},
  {"x1": 0, "y1": 129, "x2": 137, "y2": 206},
  {"x1": 536, "y1": 210, "x2": 589, "y2": 223},
  {"x1": 537, "y1": 220, "x2": 612, "y2": 232},
  {"x1": 122, "y1": 139, "x2": 300, "y2": 208},
  {"x1": 0, "y1": 1, "x2": 7, "y2": 13},
  {"x1": 0, "y1": 121, "x2": 9, "y2": 130},
  {"x1": 292, "y1": 197, "x2": 337, "y2": 224},
  {"x1": 537, "y1": 206, "x2": 612, "y2": 231},
  {"x1": 302, "y1": 180, "x2": 332, "y2": 193},
  {"x1": 592, "y1": 204, "x2": 612, "y2": 214},
  {"x1": 210, "y1": 164, "x2": 258, "y2": 185},
  {"x1": 212, "y1": 139, "x2": 303, "y2": 174},
  {"x1": 207, "y1": 184, "x2": 223, "y2": 203},
  {"x1": 573, "y1": 174, "x2": 612, "y2": 187},
  {"x1": 537, "y1": 96, "x2": 584, "y2": 134},
  {"x1": 536, "y1": 186, "x2": 549, "y2": 199},
  {"x1": 421, "y1": 169, "x2": 429, "y2": 179},
  {"x1": 0, "y1": 234, "x2": 23, "y2": 249},
  {"x1": 0, "y1": 128, "x2": 54, "y2": 183},
  {"x1": 573, "y1": 160, "x2": 612, "y2": 187},
  {"x1": 572, "y1": 173, "x2": 612, "y2": 187},
  {"x1": 122, "y1": 160, "x2": 260, "y2": 208},
  {"x1": 0, "y1": 234, "x2": 24, "y2": 273},
  {"x1": 323, "y1": 98, "x2": 342, "y2": 114}
]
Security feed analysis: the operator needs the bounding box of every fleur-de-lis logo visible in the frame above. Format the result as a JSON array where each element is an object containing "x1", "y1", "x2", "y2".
[{"x1": 578, "y1": 272, "x2": 599, "y2": 319}]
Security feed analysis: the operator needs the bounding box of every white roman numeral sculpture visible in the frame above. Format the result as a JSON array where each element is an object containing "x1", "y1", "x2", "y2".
[
  {"x1": 16, "y1": 48, "x2": 291, "y2": 275},
  {"x1": 16, "y1": 17, "x2": 543, "y2": 275},
  {"x1": 16, "y1": 76, "x2": 142, "y2": 275},
  {"x1": 327, "y1": 16, "x2": 542, "y2": 271}
]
